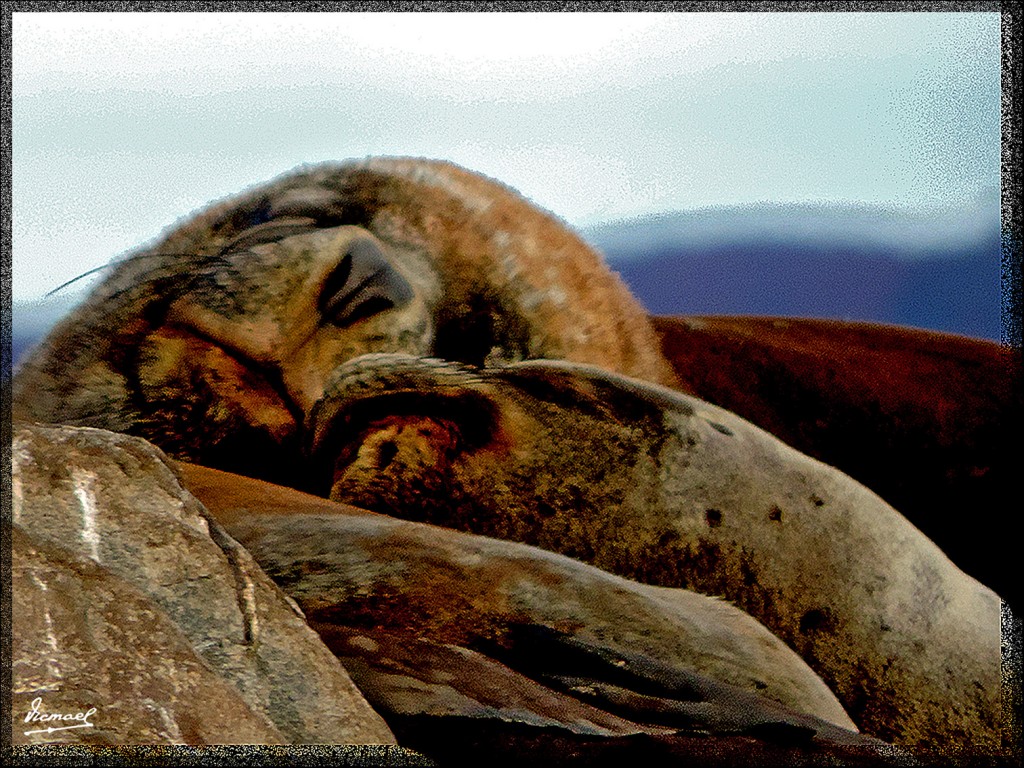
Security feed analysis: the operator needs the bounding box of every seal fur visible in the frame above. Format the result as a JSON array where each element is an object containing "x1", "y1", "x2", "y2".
[
  {"x1": 178, "y1": 461, "x2": 858, "y2": 731},
  {"x1": 311, "y1": 352, "x2": 1003, "y2": 752},
  {"x1": 12, "y1": 157, "x2": 674, "y2": 486}
]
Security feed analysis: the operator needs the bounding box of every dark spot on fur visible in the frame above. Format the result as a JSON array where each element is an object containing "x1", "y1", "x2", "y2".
[
  {"x1": 799, "y1": 608, "x2": 832, "y2": 634},
  {"x1": 536, "y1": 500, "x2": 557, "y2": 519},
  {"x1": 810, "y1": 494, "x2": 825, "y2": 507},
  {"x1": 739, "y1": 555, "x2": 758, "y2": 588},
  {"x1": 376, "y1": 441, "x2": 398, "y2": 469},
  {"x1": 705, "y1": 508, "x2": 723, "y2": 527},
  {"x1": 657, "y1": 529, "x2": 681, "y2": 548},
  {"x1": 627, "y1": 539, "x2": 725, "y2": 594},
  {"x1": 708, "y1": 421, "x2": 733, "y2": 436},
  {"x1": 590, "y1": 380, "x2": 669, "y2": 426},
  {"x1": 434, "y1": 290, "x2": 531, "y2": 368},
  {"x1": 499, "y1": 370, "x2": 613, "y2": 422},
  {"x1": 768, "y1": 505, "x2": 783, "y2": 522}
]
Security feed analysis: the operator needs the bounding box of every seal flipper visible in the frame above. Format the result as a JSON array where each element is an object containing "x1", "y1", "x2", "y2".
[
  {"x1": 479, "y1": 624, "x2": 895, "y2": 751},
  {"x1": 319, "y1": 623, "x2": 913, "y2": 766}
]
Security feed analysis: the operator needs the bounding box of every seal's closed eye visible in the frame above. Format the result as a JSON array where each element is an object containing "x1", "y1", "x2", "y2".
[
  {"x1": 220, "y1": 217, "x2": 320, "y2": 254},
  {"x1": 269, "y1": 186, "x2": 346, "y2": 222},
  {"x1": 15, "y1": 156, "x2": 675, "y2": 473}
]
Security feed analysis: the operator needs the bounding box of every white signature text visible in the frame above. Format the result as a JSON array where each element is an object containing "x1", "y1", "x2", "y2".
[{"x1": 23, "y1": 697, "x2": 97, "y2": 735}]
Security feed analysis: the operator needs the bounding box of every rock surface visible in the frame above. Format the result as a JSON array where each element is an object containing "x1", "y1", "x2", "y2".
[
  {"x1": 11, "y1": 422, "x2": 395, "y2": 746},
  {"x1": 13, "y1": 527, "x2": 286, "y2": 745}
]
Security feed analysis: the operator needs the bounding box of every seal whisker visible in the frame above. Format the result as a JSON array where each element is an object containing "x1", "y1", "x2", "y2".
[{"x1": 45, "y1": 250, "x2": 227, "y2": 298}]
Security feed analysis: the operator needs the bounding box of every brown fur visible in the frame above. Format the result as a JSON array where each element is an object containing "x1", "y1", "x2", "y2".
[
  {"x1": 178, "y1": 461, "x2": 856, "y2": 731},
  {"x1": 12, "y1": 158, "x2": 674, "y2": 486},
  {"x1": 11, "y1": 159, "x2": 1010, "y2": 755}
]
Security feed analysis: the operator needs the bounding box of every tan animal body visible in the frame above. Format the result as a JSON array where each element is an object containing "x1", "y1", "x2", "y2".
[{"x1": 311, "y1": 353, "x2": 1003, "y2": 752}]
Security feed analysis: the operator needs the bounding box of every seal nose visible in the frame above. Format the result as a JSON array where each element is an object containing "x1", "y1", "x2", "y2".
[{"x1": 318, "y1": 237, "x2": 414, "y2": 328}]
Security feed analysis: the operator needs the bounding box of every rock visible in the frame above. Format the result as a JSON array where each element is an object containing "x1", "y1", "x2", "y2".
[
  {"x1": 13, "y1": 527, "x2": 286, "y2": 745},
  {"x1": 10, "y1": 745, "x2": 437, "y2": 766},
  {"x1": 11, "y1": 422, "x2": 396, "y2": 746}
]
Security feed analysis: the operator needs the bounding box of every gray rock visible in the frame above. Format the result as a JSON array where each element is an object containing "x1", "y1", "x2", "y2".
[
  {"x1": 11, "y1": 422, "x2": 396, "y2": 746},
  {"x1": 13, "y1": 526, "x2": 286, "y2": 745}
]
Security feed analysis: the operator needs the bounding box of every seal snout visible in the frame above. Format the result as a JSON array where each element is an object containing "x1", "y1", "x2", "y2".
[{"x1": 318, "y1": 238, "x2": 414, "y2": 328}]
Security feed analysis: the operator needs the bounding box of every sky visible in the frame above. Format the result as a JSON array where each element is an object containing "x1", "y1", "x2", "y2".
[{"x1": 11, "y1": 10, "x2": 1002, "y2": 302}]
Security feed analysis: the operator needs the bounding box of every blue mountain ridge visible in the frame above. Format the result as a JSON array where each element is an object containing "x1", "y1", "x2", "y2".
[{"x1": 584, "y1": 201, "x2": 1003, "y2": 342}]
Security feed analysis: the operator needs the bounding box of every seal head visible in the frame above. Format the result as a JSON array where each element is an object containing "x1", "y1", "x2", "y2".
[{"x1": 13, "y1": 158, "x2": 673, "y2": 486}]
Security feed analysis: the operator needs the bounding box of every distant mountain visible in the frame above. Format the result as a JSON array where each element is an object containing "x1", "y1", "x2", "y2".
[
  {"x1": 11, "y1": 292, "x2": 87, "y2": 373},
  {"x1": 584, "y1": 200, "x2": 1003, "y2": 342}
]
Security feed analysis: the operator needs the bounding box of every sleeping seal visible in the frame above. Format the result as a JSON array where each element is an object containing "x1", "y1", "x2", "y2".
[
  {"x1": 12, "y1": 157, "x2": 674, "y2": 487},
  {"x1": 309, "y1": 353, "x2": 1003, "y2": 752}
]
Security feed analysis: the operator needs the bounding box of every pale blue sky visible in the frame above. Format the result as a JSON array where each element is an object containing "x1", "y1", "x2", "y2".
[{"x1": 12, "y1": 11, "x2": 1001, "y2": 301}]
